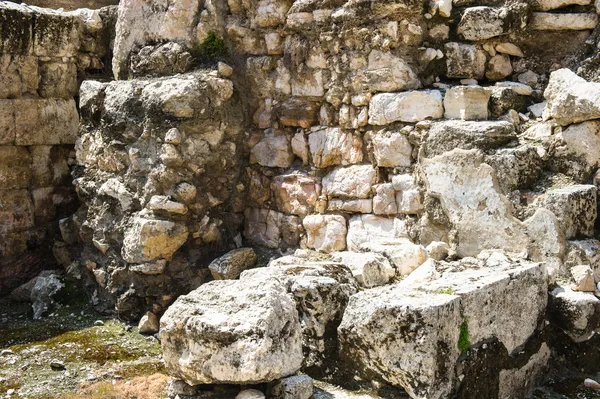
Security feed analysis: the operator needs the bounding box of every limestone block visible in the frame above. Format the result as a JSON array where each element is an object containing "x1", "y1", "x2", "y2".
[
  {"x1": 444, "y1": 85, "x2": 491, "y2": 120},
  {"x1": 0, "y1": 55, "x2": 38, "y2": 98},
  {"x1": 458, "y1": 7, "x2": 506, "y2": 40},
  {"x1": 13, "y1": 99, "x2": 79, "y2": 145},
  {"x1": 445, "y1": 42, "x2": 487, "y2": 79},
  {"x1": 160, "y1": 278, "x2": 303, "y2": 384},
  {"x1": 557, "y1": 121, "x2": 600, "y2": 172},
  {"x1": 33, "y1": 9, "x2": 82, "y2": 57},
  {"x1": 122, "y1": 216, "x2": 189, "y2": 263},
  {"x1": 209, "y1": 248, "x2": 258, "y2": 280},
  {"x1": 327, "y1": 198, "x2": 373, "y2": 214},
  {"x1": 308, "y1": 127, "x2": 363, "y2": 168},
  {"x1": 353, "y1": 50, "x2": 420, "y2": 92},
  {"x1": 544, "y1": 69, "x2": 600, "y2": 125},
  {"x1": 373, "y1": 183, "x2": 398, "y2": 215},
  {"x1": 303, "y1": 214, "x2": 347, "y2": 252},
  {"x1": 0, "y1": 3, "x2": 34, "y2": 55},
  {"x1": 536, "y1": 0, "x2": 591, "y2": 9},
  {"x1": 425, "y1": 120, "x2": 516, "y2": 157},
  {"x1": 268, "y1": 375, "x2": 313, "y2": 399},
  {"x1": 571, "y1": 265, "x2": 596, "y2": 292},
  {"x1": 422, "y1": 149, "x2": 528, "y2": 256},
  {"x1": 251, "y1": 133, "x2": 295, "y2": 168},
  {"x1": 0, "y1": 189, "x2": 34, "y2": 232},
  {"x1": 0, "y1": 146, "x2": 31, "y2": 189},
  {"x1": 322, "y1": 165, "x2": 377, "y2": 199},
  {"x1": 39, "y1": 61, "x2": 78, "y2": 99},
  {"x1": 530, "y1": 13, "x2": 598, "y2": 30},
  {"x1": 332, "y1": 251, "x2": 395, "y2": 288},
  {"x1": 542, "y1": 185, "x2": 597, "y2": 239},
  {"x1": 29, "y1": 145, "x2": 71, "y2": 188},
  {"x1": 278, "y1": 98, "x2": 320, "y2": 128},
  {"x1": 346, "y1": 214, "x2": 408, "y2": 251},
  {"x1": 31, "y1": 186, "x2": 76, "y2": 224},
  {"x1": 486, "y1": 54, "x2": 513, "y2": 81},
  {"x1": 244, "y1": 208, "x2": 301, "y2": 248},
  {"x1": 371, "y1": 130, "x2": 412, "y2": 167},
  {"x1": 368, "y1": 90, "x2": 444, "y2": 125},
  {"x1": 272, "y1": 173, "x2": 321, "y2": 216},
  {"x1": 0, "y1": 101, "x2": 16, "y2": 145},
  {"x1": 549, "y1": 286, "x2": 600, "y2": 342}
]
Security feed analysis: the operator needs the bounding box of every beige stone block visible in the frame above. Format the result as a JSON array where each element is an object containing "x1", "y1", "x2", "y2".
[
  {"x1": 0, "y1": 189, "x2": 34, "y2": 232},
  {"x1": 14, "y1": 99, "x2": 79, "y2": 145},
  {"x1": 0, "y1": 146, "x2": 31, "y2": 189},
  {"x1": 0, "y1": 55, "x2": 38, "y2": 98}
]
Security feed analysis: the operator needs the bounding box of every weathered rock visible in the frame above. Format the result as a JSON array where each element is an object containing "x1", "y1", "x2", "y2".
[
  {"x1": 426, "y1": 241, "x2": 450, "y2": 261},
  {"x1": 549, "y1": 286, "x2": 600, "y2": 342},
  {"x1": 122, "y1": 216, "x2": 189, "y2": 264},
  {"x1": 360, "y1": 240, "x2": 428, "y2": 276},
  {"x1": 272, "y1": 174, "x2": 321, "y2": 216},
  {"x1": 339, "y1": 256, "x2": 547, "y2": 399},
  {"x1": 368, "y1": 91, "x2": 444, "y2": 125},
  {"x1": 542, "y1": 185, "x2": 597, "y2": 239},
  {"x1": 138, "y1": 311, "x2": 159, "y2": 334},
  {"x1": 326, "y1": 198, "x2": 373, "y2": 214},
  {"x1": 530, "y1": 13, "x2": 598, "y2": 30},
  {"x1": 160, "y1": 278, "x2": 303, "y2": 385},
  {"x1": 236, "y1": 389, "x2": 265, "y2": 399},
  {"x1": 308, "y1": 127, "x2": 363, "y2": 168},
  {"x1": 244, "y1": 208, "x2": 301, "y2": 249},
  {"x1": 496, "y1": 43, "x2": 525, "y2": 57},
  {"x1": 243, "y1": 258, "x2": 358, "y2": 370},
  {"x1": 536, "y1": 0, "x2": 591, "y2": 10},
  {"x1": 354, "y1": 50, "x2": 420, "y2": 93},
  {"x1": 31, "y1": 274, "x2": 64, "y2": 320},
  {"x1": 322, "y1": 165, "x2": 377, "y2": 199},
  {"x1": 251, "y1": 132, "x2": 295, "y2": 168},
  {"x1": 498, "y1": 343, "x2": 551, "y2": 399},
  {"x1": 556, "y1": 121, "x2": 600, "y2": 170},
  {"x1": 458, "y1": 6, "x2": 523, "y2": 41},
  {"x1": 544, "y1": 68, "x2": 600, "y2": 125},
  {"x1": 209, "y1": 248, "x2": 258, "y2": 280},
  {"x1": 445, "y1": 42, "x2": 487, "y2": 79},
  {"x1": 371, "y1": 130, "x2": 412, "y2": 167},
  {"x1": 484, "y1": 145, "x2": 543, "y2": 192},
  {"x1": 373, "y1": 183, "x2": 398, "y2": 215},
  {"x1": 443, "y1": 85, "x2": 491, "y2": 120},
  {"x1": 332, "y1": 251, "x2": 395, "y2": 288},
  {"x1": 268, "y1": 375, "x2": 313, "y2": 399},
  {"x1": 486, "y1": 54, "x2": 513, "y2": 81},
  {"x1": 303, "y1": 214, "x2": 347, "y2": 253},
  {"x1": 425, "y1": 121, "x2": 516, "y2": 157},
  {"x1": 422, "y1": 149, "x2": 528, "y2": 256},
  {"x1": 346, "y1": 215, "x2": 408, "y2": 251}
]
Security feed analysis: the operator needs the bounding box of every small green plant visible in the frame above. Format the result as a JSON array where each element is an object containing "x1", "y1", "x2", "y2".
[
  {"x1": 200, "y1": 31, "x2": 226, "y2": 59},
  {"x1": 458, "y1": 320, "x2": 470, "y2": 353},
  {"x1": 437, "y1": 287, "x2": 454, "y2": 295}
]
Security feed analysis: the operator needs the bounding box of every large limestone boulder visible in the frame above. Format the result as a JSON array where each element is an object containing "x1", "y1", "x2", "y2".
[
  {"x1": 544, "y1": 69, "x2": 600, "y2": 125},
  {"x1": 548, "y1": 286, "x2": 600, "y2": 342},
  {"x1": 542, "y1": 185, "x2": 597, "y2": 239},
  {"x1": 338, "y1": 254, "x2": 547, "y2": 399},
  {"x1": 346, "y1": 214, "x2": 408, "y2": 251},
  {"x1": 242, "y1": 257, "x2": 358, "y2": 370},
  {"x1": 443, "y1": 85, "x2": 490, "y2": 120},
  {"x1": 332, "y1": 251, "x2": 395, "y2": 288},
  {"x1": 444, "y1": 42, "x2": 487, "y2": 79},
  {"x1": 160, "y1": 278, "x2": 303, "y2": 385}
]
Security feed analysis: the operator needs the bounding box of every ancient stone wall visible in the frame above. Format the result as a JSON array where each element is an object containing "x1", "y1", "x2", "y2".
[
  {"x1": 0, "y1": 3, "x2": 116, "y2": 295},
  {"x1": 6, "y1": 0, "x2": 119, "y2": 11}
]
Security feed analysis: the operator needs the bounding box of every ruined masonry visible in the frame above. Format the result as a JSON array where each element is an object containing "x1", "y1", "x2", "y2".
[{"x1": 4, "y1": 0, "x2": 600, "y2": 397}]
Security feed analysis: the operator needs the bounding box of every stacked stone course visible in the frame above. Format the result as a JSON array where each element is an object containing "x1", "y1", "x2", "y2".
[{"x1": 0, "y1": 2, "x2": 114, "y2": 294}]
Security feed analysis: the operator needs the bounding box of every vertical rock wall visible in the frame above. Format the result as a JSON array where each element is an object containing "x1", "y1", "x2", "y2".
[{"x1": 0, "y1": 3, "x2": 115, "y2": 295}]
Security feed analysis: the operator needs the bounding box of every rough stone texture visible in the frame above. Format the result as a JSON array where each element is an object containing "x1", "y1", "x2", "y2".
[
  {"x1": 445, "y1": 42, "x2": 487, "y2": 79},
  {"x1": 346, "y1": 215, "x2": 407, "y2": 252},
  {"x1": 422, "y1": 149, "x2": 528, "y2": 257},
  {"x1": 544, "y1": 69, "x2": 600, "y2": 125},
  {"x1": 443, "y1": 86, "x2": 490, "y2": 120},
  {"x1": 542, "y1": 185, "x2": 597, "y2": 239},
  {"x1": 303, "y1": 215, "x2": 347, "y2": 253},
  {"x1": 308, "y1": 127, "x2": 363, "y2": 168},
  {"x1": 322, "y1": 165, "x2": 377, "y2": 200},
  {"x1": 549, "y1": 286, "x2": 600, "y2": 342},
  {"x1": 268, "y1": 375, "x2": 313, "y2": 399},
  {"x1": 331, "y1": 251, "x2": 395, "y2": 288},
  {"x1": 272, "y1": 174, "x2": 321, "y2": 216},
  {"x1": 530, "y1": 13, "x2": 598, "y2": 30},
  {"x1": 368, "y1": 91, "x2": 444, "y2": 125},
  {"x1": 160, "y1": 278, "x2": 303, "y2": 385},
  {"x1": 425, "y1": 121, "x2": 516, "y2": 157},
  {"x1": 371, "y1": 130, "x2": 412, "y2": 167},
  {"x1": 209, "y1": 248, "x2": 258, "y2": 280},
  {"x1": 243, "y1": 258, "x2": 358, "y2": 370},
  {"x1": 339, "y1": 255, "x2": 547, "y2": 399}
]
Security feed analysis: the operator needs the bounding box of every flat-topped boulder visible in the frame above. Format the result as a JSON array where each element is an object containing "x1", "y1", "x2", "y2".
[
  {"x1": 160, "y1": 277, "x2": 303, "y2": 385},
  {"x1": 338, "y1": 253, "x2": 547, "y2": 399}
]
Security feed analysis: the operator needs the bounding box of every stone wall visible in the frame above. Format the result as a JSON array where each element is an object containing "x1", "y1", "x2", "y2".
[
  {"x1": 0, "y1": 3, "x2": 116, "y2": 295},
  {"x1": 7, "y1": 0, "x2": 119, "y2": 10}
]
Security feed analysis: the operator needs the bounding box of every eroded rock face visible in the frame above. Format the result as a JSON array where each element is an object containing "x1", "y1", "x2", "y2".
[
  {"x1": 339, "y1": 254, "x2": 547, "y2": 399},
  {"x1": 160, "y1": 278, "x2": 303, "y2": 385},
  {"x1": 71, "y1": 70, "x2": 246, "y2": 318}
]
